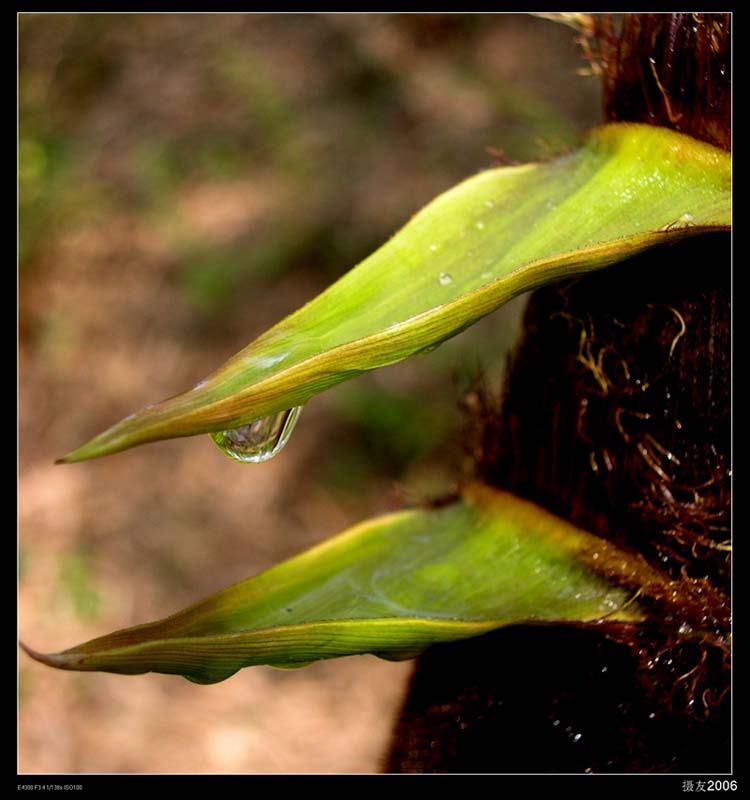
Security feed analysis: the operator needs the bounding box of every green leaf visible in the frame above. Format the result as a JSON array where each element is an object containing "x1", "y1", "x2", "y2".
[
  {"x1": 22, "y1": 485, "x2": 667, "y2": 685},
  {"x1": 60, "y1": 123, "x2": 730, "y2": 462}
]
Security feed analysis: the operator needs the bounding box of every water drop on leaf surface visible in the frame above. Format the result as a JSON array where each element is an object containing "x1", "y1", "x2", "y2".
[{"x1": 211, "y1": 406, "x2": 303, "y2": 463}]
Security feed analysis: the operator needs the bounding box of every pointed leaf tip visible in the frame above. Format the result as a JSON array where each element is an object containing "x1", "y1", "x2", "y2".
[{"x1": 20, "y1": 641, "x2": 78, "y2": 670}]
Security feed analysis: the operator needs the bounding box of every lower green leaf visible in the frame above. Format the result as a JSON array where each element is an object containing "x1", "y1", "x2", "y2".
[{"x1": 22, "y1": 485, "x2": 673, "y2": 684}]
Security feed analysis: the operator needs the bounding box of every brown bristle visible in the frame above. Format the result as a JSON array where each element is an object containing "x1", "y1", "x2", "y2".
[{"x1": 588, "y1": 13, "x2": 731, "y2": 150}]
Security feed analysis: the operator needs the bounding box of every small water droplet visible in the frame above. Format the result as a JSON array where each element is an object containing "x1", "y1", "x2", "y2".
[
  {"x1": 546, "y1": 200, "x2": 557, "y2": 210},
  {"x1": 484, "y1": 200, "x2": 495, "y2": 208},
  {"x1": 552, "y1": 719, "x2": 561, "y2": 727},
  {"x1": 481, "y1": 271, "x2": 493, "y2": 280},
  {"x1": 573, "y1": 733, "x2": 582, "y2": 743},
  {"x1": 466, "y1": 250, "x2": 475, "y2": 258},
  {"x1": 601, "y1": 666, "x2": 608, "y2": 673},
  {"x1": 211, "y1": 406, "x2": 303, "y2": 463},
  {"x1": 680, "y1": 212, "x2": 694, "y2": 223},
  {"x1": 649, "y1": 712, "x2": 656, "y2": 719},
  {"x1": 429, "y1": 243, "x2": 439, "y2": 252},
  {"x1": 475, "y1": 221, "x2": 485, "y2": 230},
  {"x1": 439, "y1": 272, "x2": 453, "y2": 286}
]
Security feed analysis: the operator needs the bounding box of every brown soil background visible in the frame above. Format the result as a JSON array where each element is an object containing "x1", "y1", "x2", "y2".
[{"x1": 19, "y1": 13, "x2": 600, "y2": 774}]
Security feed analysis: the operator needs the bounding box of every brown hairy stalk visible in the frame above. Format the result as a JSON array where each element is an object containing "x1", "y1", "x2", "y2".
[
  {"x1": 577, "y1": 13, "x2": 731, "y2": 150},
  {"x1": 388, "y1": 13, "x2": 731, "y2": 773}
]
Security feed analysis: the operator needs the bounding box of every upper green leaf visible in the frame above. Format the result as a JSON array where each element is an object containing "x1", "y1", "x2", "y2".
[
  {"x1": 22, "y1": 484, "x2": 659, "y2": 684},
  {"x1": 60, "y1": 123, "x2": 730, "y2": 462}
]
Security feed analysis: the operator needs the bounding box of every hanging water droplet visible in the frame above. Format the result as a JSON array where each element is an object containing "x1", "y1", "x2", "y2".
[
  {"x1": 680, "y1": 212, "x2": 694, "y2": 223},
  {"x1": 211, "y1": 406, "x2": 303, "y2": 463},
  {"x1": 438, "y1": 272, "x2": 453, "y2": 286},
  {"x1": 429, "y1": 243, "x2": 439, "y2": 252},
  {"x1": 418, "y1": 342, "x2": 440, "y2": 355}
]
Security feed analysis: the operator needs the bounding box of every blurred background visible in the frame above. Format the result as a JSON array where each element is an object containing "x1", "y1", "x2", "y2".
[{"x1": 19, "y1": 13, "x2": 601, "y2": 774}]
